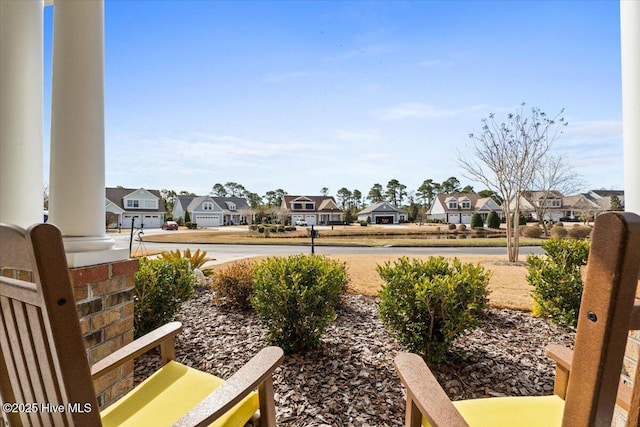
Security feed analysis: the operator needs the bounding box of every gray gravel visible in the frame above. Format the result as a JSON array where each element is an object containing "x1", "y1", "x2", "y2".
[{"x1": 135, "y1": 286, "x2": 575, "y2": 426}]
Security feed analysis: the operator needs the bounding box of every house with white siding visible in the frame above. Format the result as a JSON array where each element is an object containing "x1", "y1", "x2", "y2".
[
  {"x1": 105, "y1": 187, "x2": 165, "y2": 229},
  {"x1": 428, "y1": 193, "x2": 502, "y2": 224},
  {"x1": 173, "y1": 195, "x2": 251, "y2": 226}
]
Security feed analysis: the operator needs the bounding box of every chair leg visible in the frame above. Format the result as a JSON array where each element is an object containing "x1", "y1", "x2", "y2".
[
  {"x1": 554, "y1": 365, "x2": 570, "y2": 399},
  {"x1": 258, "y1": 377, "x2": 277, "y2": 427},
  {"x1": 406, "y1": 397, "x2": 422, "y2": 427}
]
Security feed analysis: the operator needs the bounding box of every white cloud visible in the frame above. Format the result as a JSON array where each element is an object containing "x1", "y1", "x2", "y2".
[
  {"x1": 325, "y1": 43, "x2": 394, "y2": 62},
  {"x1": 560, "y1": 120, "x2": 622, "y2": 144},
  {"x1": 418, "y1": 59, "x2": 453, "y2": 68},
  {"x1": 376, "y1": 102, "x2": 496, "y2": 121},
  {"x1": 335, "y1": 128, "x2": 381, "y2": 143},
  {"x1": 264, "y1": 71, "x2": 316, "y2": 83}
]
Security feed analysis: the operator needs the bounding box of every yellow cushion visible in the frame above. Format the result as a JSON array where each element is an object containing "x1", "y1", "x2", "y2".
[
  {"x1": 424, "y1": 395, "x2": 565, "y2": 427},
  {"x1": 101, "y1": 361, "x2": 258, "y2": 427}
]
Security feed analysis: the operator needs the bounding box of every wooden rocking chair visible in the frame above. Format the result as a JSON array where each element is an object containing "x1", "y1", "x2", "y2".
[
  {"x1": 0, "y1": 222, "x2": 283, "y2": 426},
  {"x1": 394, "y1": 211, "x2": 640, "y2": 427}
]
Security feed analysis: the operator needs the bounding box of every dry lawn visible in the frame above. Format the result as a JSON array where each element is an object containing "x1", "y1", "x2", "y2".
[{"x1": 208, "y1": 254, "x2": 533, "y2": 312}]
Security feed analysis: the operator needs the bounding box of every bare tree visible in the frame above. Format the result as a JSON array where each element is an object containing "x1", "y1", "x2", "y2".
[
  {"x1": 458, "y1": 104, "x2": 567, "y2": 262},
  {"x1": 531, "y1": 154, "x2": 584, "y2": 235}
]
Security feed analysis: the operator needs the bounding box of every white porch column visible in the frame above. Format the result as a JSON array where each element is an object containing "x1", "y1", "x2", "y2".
[
  {"x1": 0, "y1": 0, "x2": 43, "y2": 227},
  {"x1": 48, "y1": 0, "x2": 124, "y2": 267},
  {"x1": 621, "y1": 0, "x2": 640, "y2": 214}
]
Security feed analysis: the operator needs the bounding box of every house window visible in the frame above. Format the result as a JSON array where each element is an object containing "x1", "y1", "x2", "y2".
[
  {"x1": 203, "y1": 202, "x2": 214, "y2": 211},
  {"x1": 448, "y1": 201, "x2": 458, "y2": 209},
  {"x1": 144, "y1": 200, "x2": 158, "y2": 209},
  {"x1": 227, "y1": 202, "x2": 236, "y2": 211},
  {"x1": 305, "y1": 203, "x2": 314, "y2": 210},
  {"x1": 461, "y1": 201, "x2": 471, "y2": 209},
  {"x1": 126, "y1": 199, "x2": 139, "y2": 208},
  {"x1": 293, "y1": 203, "x2": 303, "y2": 209}
]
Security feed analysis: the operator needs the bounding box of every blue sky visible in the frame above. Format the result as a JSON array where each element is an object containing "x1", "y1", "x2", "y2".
[{"x1": 43, "y1": 0, "x2": 623, "y2": 199}]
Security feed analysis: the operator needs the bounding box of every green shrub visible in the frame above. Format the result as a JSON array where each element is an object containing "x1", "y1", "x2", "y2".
[
  {"x1": 211, "y1": 260, "x2": 255, "y2": 309},
  {"x1": 511, "y1": 213, "x2": 528, "y2": 226},
  {"x1": 520, "y1": 225, "x2": 542, "y2": 238},
  {"x1": 360, "y1": 221, "x2": 368, "y2": 227},
  {"x1": 448, "y1": 223, "x2": 457, "y2": 230},
  {"x1": 159, "y1": 248, "x2": 214, "y2": 276},
  {"x1": 527, "y1": 238, "x2": 590, "y2": 328},
  {"x1": 377, "y1": 256, "x2": 491, "y2": 362},
  {"x1": 258, "y1": 226, "x2": 265, "y2": 233},
  {"x1": 249, "y1": 225, "x2": 259, "y2": 231},
  {"x1": 251, "y1": 254, "x2": 349, "y2": 353},
  {"x1": 568, "y1": 224, "x2": 592, "y2": 239},
  {"x1": 134, "y1": 257, "x2": 195, "y2": 338},
  {"x1": 185, "y1": 222, "x2": 198, "y2": 229},
  {"x1": 457, "y1": 223, "x2": 467, "y2": 231},
  {"x1": 470, "y1": 213, "x2": 484, "y2": 229},
  {"x1": 486, "y1": 211, "x2": 501, "y2": 229},
  {"x1": 550, "y1": 225, "x2": 568, "y2": 239}
]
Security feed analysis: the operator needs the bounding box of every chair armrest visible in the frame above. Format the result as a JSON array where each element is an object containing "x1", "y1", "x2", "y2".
[
  {"x1": 545, "y1": 344, "x2": 573, "y2": 399},
  {"x1": 394, "y1": 353, "x2": 468, "y2": 427},
  {"x1": 91, "y1": 321, "x2": 182, "y2": 380},
  {"x1": 172, "y1": 346, "x2": 284, "y2": 427},
  {"x1": 545, "y1": 344, "x2": 573, "y2": 370}
]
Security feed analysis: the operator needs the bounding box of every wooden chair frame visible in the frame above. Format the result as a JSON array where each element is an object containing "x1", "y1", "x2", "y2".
[
  {"x1": 0, "y1": 222, "x2": 283, "y2": 426},
  {"x1": 395, "y1": 211, "x2": 640, "y2": 427}
]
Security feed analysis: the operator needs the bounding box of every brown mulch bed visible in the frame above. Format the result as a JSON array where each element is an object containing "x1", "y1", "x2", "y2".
[{"x1": 135, "y1": 287, "x2": 575, "y2": 426}]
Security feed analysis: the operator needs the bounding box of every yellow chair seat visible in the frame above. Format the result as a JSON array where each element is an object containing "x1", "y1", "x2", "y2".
[
  {"x1": 101, "y1": 360, "x2": 258, "y2": 427},
  {"x1": 424, "y1": 395, "x2": 565, "y2": 427}
]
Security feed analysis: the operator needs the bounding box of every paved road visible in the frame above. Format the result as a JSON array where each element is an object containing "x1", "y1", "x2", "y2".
[{"x1": 110, "y1": 229, "x2": 544, "y2": 264}]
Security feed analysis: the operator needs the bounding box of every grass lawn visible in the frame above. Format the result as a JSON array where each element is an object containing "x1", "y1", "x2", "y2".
[
  {"x1": 207, "y1": 253, "x2": 533, "y2": 312},
  {"x1": 141, "y1": 224, "x2": 538, "y2": 312},
  {"x1": 143, "y1": 224, "x2": 544, "y2": 248}
]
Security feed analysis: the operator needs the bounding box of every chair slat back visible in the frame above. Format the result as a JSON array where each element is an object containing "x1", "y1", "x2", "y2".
[
  {"x1": 563, "y1": 212, "x2": 640, "y2": 427},
  {"x1": 0, "y1": 223, "x2": 100, "y2": 426}
]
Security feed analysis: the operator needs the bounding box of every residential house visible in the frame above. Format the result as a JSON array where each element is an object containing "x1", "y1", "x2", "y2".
[
  {"x1": 173, "y1": 195, "x2": 251, "y2": 226},
  {"x1": 428, "y1": 193, "x2": 502, "y2": 224},
  {"x1": 561, "y1": 194, "x2": 602, "y2": 221},
  {"x1": 357, "y1": 202, "x2": 408, "y2": 224},
  {"x1": 514, "y1": 191, "x2": 602, "y2": 221},
  {"x1": 585, "y1": 190, "x2": 625, "y2": 211},
  {"x1": 281, "y1": 196, "x2": 342, "y2": 225},
  {"x1": 105, "y1": 187, "x2": 165, "y2": 229},
  {"x1": 513, "y1": 191, "x2": 565, "y2": 221}
]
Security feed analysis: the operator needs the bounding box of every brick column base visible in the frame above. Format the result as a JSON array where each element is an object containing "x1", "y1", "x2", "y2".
[{"x1": 69, "y1": 258, "x2": 139, "y2": 408}]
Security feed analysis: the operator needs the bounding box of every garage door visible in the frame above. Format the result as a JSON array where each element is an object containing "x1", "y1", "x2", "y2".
[
  {"x1": 194, "y1": 214, "x2": 221, "y2": 227},
  {"x1": 122, "y1": 214, "x2": 141, "y2": 229},
  {"x1": 292, "y1": 215, "x2": 305, "y2": 225},
  {"x1": 304, "y1": 215, "x2": 317, "y2": 225},
  {"x1": 143, "y1": 215, "x2": 162, "y2": 228},
  {"x1": 461, "y1": 214, "x2": 473, "y2": 224},
  {"x1": 375, "y1": 215, "x2": 394, "y2": 224}
]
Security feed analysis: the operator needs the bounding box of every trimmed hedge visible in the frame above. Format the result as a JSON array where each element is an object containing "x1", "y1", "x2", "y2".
[
  {"x1": 378, "y1": 256, "x2": 490, "y2": 362},
  {"x1": 527, "y1": 238, "x2": 590, "y2": 328},
  {"x1": 252, "y1": 254, "x2": 349, "y2": 353}
]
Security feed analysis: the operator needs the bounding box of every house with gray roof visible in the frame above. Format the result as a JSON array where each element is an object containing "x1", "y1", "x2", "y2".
[
  {"x1": 173, "y1": 195, "x2": 251, "y2": 226},
  {"x1": 281, "y1": 196, "x2": 342, "y2": 225},
  {"x1": 512, "y1": 191, "x2": 603, "y2": 221},
  {"x1": 428, "y1": 193, "x2": 502, "y2": 224},
  {"x1": 357, "y1": 202, "x2": 408, "y2": 224},
  {"x1": 585, "y1": 190, "x2": 624, "y2": 211},
  {"x1": 105, "y1": 187, "x2": 165, "y2": 229}
]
